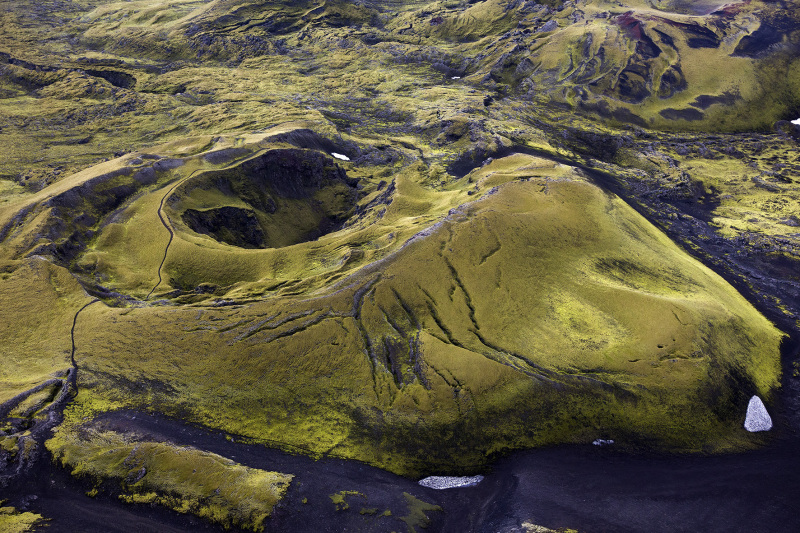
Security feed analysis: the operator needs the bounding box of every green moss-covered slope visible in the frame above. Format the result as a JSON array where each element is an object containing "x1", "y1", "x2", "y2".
[{"x1": 0, "y1": 138, "x2": 781, "y2": 476}]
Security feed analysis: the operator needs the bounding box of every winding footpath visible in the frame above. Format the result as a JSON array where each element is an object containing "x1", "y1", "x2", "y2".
[{"x1": 146, "y1": 171, "x2": 200, "y2": 300}]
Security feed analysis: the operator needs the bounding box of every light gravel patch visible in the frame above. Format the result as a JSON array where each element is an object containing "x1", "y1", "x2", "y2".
[{"x1": 418, "y1": 475, "x2": 484, "y2": 489}]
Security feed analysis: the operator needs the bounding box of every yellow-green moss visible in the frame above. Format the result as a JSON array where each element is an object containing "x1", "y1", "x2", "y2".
[
  {"x1": 3, "y1": 150, "x2": 770, "y2": 478},
  {"x1": 0, "y1": 504, "x2": 45, "y2": 533},
  {"x1": 0, "y1": 0, "x2": 792, "y2": 488},
  {"x1": 47, "y1": 409, "x2": 293, "y2": 532},
  {"x1": 329, "y1": 490, "x2": 365, "y2": 511},
  {"x1": 399, "y1": 493, "x2": 442, "y2": 533}
]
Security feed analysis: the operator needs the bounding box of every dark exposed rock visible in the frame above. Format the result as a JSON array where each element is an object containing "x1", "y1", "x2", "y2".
[
  {"x1": 689, "y1": 92, "x2": 739, "y2": 109},
  {"x1": 537, "y1": 19, "x2": 558, "y2": 33},
  {"x1": 774, "y1": 120, "x2": 800, "y2": 141},
  {"x1": 246, "y1": 149, "x2": 354, "y2": 199},
  {"x1": 653, "y1": 29, "x2": 675, "y2": 48},
  {"x1": 660, "y1": 108, "x2": 704, "y2": 121},
  {"x1": 182, "y1": 207, "x2": 266, "y2": 248},
  {"x1": 616, "y1": 66, "x2": 651, "y2": 102},
  {"x1": 685, "y1": 28, "x2": 722, "y2": 48},
  {"x1": 203, "y1": 148, "x2": 251, "y2": 165},
  {"x1": 733, "y1": 23, "x2": 784, "y2": 57},
  {"x1": 266, "y1": 128, "x2": 348, "y2": 155},
  {"x1": 657, "y1": 65, "x2": 687, "y2": 99},
  {"x1": 178, "y1": 148, "x2": 360, "y2": 249},
  {"x1": 578, "y1": 100, "x2": 647, "y2": 126},
  {"x1": 85, "y1": 70, "x2": 137, "y2": 89}
]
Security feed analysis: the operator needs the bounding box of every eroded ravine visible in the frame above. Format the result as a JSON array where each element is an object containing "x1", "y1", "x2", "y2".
[{"x1": 0, "y1": 297, "x2": 98, "y2": 488}]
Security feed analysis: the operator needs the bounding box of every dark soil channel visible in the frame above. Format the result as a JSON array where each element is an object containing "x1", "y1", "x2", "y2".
[
  {"x1": 8, "y1": 409, "x2": 800, "y2": 532},
  {"x1": 85, "y1": 69, "x2": 137, "y2": 89}
]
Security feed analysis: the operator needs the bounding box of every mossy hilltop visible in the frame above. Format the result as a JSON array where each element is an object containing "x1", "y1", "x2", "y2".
[
  {"x1": 0, "y1": 139, "x2": 785, "y2": 474},
  {"x1": 1, "y1": 0, "x2": 799, "y2": 531}
]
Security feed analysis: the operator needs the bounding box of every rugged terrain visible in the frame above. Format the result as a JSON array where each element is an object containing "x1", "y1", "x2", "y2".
[{"x1": 1, "y1": 1, "x2": 799, "y2": 531}]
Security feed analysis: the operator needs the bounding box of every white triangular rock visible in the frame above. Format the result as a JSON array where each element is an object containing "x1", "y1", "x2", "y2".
[{"x1": 744, "y1": 395, "x2": 772, "y2": 432}]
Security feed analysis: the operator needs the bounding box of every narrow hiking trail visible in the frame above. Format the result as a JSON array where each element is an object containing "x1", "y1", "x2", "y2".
[{"x1": 146, "y1": 171, "x2": 201, "y2": 300}]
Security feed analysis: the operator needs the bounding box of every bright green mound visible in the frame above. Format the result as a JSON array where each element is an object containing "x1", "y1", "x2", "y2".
[
  {"x1": 31, "y1": 157, "x2": 775, "y2": 476},
  {"x1": 0, "y1": 137, "x2": 783, "y2": 475}
]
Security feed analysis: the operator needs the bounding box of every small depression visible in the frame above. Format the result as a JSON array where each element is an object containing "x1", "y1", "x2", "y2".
[{"x1": 176, "y1": 148, "x2": 360, "y2": 249}]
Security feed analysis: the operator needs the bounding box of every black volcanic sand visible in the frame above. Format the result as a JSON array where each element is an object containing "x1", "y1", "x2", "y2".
[{"x1": 6, "y1": 408, "x2": 800, "y2": 533}]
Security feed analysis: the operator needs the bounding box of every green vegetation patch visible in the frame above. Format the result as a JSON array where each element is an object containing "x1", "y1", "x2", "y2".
[
  {"x1": 329, "y1": 490, "x2": 366, "y2": 511},
  {"x1": 0, "y1": 504, "x2": 46, "y2": 533},
  {"x1": 399, "y1": 492, "x2": 442, "y2": 533},
  {"x1": 47, "y1": 402, "x2": 293, "y2": 532}
]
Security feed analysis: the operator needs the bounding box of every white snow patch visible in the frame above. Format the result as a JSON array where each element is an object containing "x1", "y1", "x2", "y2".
[
  {"x1": 451, "y1": 76, "x2": 461, "y2": 79},
  {"x1": 744, "y1": 395, "x2": 772, "y2": 432},
  {"x1": 418, "y1": 475, "x2": 484, "y2": 489},
  {"x1": 331, "y1": 152, "x2": 350, "y2": 161},
  {"x1": 592, "y1": 439, "x2": 614, "y2": 446},
  {"x1": 791, "y1": 118, "x2": 800, "y2": 125}
]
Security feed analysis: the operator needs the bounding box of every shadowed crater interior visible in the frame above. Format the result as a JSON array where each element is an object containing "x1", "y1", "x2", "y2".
[
  {"x1": 178, "y1": 148, "x2": 360, "y2": 248},
  {"x1": 181, "y1": 206, "x2": 266, "y2": 248}
]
